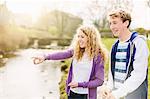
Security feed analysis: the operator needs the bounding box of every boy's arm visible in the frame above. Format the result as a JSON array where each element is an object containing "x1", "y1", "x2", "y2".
[{"x1": 112, "y1": 38, "x2": 149, "y2": 98}]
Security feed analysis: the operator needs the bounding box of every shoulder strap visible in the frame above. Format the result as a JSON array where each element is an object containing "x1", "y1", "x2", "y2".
[
  {"x1": 125, "y1": 32, "x2": 138, "y2": 79},
  {"x1": 129, "y1": 32, "x2": 138, "y2": 42},
  {"x1": 128, "y1": 32, "x2": 138, "y2": 65}
]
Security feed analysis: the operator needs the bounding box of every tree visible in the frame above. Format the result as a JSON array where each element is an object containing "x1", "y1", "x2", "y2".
[
  {"x1": 79, "y1": 0, "x2": 109, "y2": 30},
  {"x1": 49, "y1": 10, "x2": 82, "y2": 38},
  {"x1": 0, "y1": 1, "x2": 10, "y2": 26},
  {"x1": 36, "y1": 10, "x2": 82, "y2": 38},
  {"x1": 108, "y1": 0, "x2": 133, "y2": 11},
  {"x1": 147, "y1": 0, "x2": 150, "y2": 8},
  {"x1": 0, "y1": 2, "x2": 29, "y2": 51},
  {"x1": 79, "y1": 0, "x2": 133, "y2": 31}
]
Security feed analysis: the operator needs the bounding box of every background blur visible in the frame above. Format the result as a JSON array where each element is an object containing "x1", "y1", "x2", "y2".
[{"x1": 0, "y1": 0, "x2": 149, "y2": 99}]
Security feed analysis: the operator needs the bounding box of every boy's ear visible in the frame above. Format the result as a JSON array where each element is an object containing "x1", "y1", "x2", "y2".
[{"x1": 124, "y1": 20, "x2": 129, "y2": 27}]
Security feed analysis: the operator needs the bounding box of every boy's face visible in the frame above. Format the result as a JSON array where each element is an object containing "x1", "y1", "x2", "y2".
[{"x1": 109, "y1": 17, "x2": 127, "y2": 37}]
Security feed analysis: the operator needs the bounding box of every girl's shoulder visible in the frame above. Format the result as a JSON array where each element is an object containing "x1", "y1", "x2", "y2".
[{"x1": 93, "y1": 52, "x2": 102, "y2": 61}]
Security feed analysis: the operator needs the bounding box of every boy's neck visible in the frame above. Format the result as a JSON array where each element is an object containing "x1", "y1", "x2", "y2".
[{"x1": 119, "y1": 29, "x2": 132, "y2": 42}]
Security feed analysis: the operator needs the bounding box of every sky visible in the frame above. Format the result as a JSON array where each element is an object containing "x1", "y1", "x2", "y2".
[
  {"x1": 1, "y1": 0, "x2": 150, "y2": 29},
  {"x1": 131, "y1": 0, "x2": 150, "y2": 29}
]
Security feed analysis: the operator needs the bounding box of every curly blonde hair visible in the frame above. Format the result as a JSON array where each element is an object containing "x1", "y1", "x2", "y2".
[{"x1": 71, "y1": 25, "x2": 108, "y2": 63}]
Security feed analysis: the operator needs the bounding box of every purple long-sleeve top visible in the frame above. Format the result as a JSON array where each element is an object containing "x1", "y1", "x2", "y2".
[{"x1": 45, "y1": 49, "x2": 104, "y2": 99}]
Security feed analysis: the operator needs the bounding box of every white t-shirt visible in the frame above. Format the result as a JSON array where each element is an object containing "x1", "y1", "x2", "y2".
[{"x1": 71, "y1": 53, "x2": 93, "y2": 94}]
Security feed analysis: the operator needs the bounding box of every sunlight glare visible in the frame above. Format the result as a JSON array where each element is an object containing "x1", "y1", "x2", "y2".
[{"x1": 6, "y1": 0, "x2": 59, "y2": 23}]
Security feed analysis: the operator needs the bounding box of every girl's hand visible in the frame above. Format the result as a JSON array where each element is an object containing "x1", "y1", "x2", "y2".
[
  {"x1": 32, "y1": 56, "x2": 45, "y2": 64},
  {"x1": 68, "y1": 82, "x2": 78, "y2": 88}
]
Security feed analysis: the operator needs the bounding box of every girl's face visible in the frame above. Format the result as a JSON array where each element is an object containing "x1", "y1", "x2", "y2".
[{"x1": 77, "y1": 31, "x2": 88, "y2": 48}]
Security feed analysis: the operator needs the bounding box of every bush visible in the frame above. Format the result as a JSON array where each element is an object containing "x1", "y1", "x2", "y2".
[
  {"x1": 0, "y1": 25, "x2": 29, "y2": 51},
  {"x1": 59, "y1": 60, "x2": 71, "y2": 99}
]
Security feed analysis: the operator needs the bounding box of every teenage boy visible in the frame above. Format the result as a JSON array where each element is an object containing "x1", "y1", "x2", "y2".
[{"x1": 100, "y1": 9, "x2": 149, "y2": 99}]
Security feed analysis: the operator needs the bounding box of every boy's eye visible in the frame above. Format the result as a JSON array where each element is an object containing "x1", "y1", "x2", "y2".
[
  {"x1": 113, "y1": 22, "x2": 117, "y2": 24},
  {"x1": 112, "y1": 21, "x2": 117, "y2": 24},
  {"x1": 109, "y1": 22, "x2": 111, "y2": 25}
]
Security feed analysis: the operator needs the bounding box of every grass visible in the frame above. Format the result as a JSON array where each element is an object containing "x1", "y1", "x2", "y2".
[
  {"x1": 147, "y1": 40, "x2": 150, "y2": 98},
  {"x1": 59, "y1": 38, "x2": 150, "y2": 98},
  {"x1": 59, "y1": 60, "x2": 71, "y2": 99},
  {"x1": 101, "y1": 38, "x2": 116, "y2": 72}
]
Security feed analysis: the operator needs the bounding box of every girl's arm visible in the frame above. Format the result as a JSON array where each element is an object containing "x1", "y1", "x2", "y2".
[{"x1": 45, "y1": 49, "x2": 73, "y2": 60}]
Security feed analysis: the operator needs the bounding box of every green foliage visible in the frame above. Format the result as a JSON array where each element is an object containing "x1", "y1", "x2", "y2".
[
  {"x1": 99, "y1": 29, "x2": 112, "y2": 38},
  {"x1": 147, "y1": 40, "x2": 150, "y2": 98},
  {"x1": 133, "y1": 28, "x2": 150, "y2": 38},
  {"x1": 48, "y1": 26, "x2": 58, "y2": 37},
  {"x1": 58, "y1": 39, "x2": 71, "y2": 46},
  {"x1": 101, "y1": 38, "x2": 115, "y2": 51},
  {"x1": 100, "y1": 28, "x2": 111, "y2": 32},
  {"x1": 101, "y1": 38, "x2": 116, "y2": 76},
  {"x1": 146, "y1": 30, "x2": 150, "y2": 34},
  {"x1": 59, "y1": 60, "x2": 71, "y2": 99},
  {"x1": 0, "y1": 25, "x2": 29, "y2": 51},
  {"x1": 134, "y1": 28, "x2": 146, "y2": 35}
]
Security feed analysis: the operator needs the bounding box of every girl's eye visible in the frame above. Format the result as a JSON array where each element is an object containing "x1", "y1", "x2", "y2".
[
  {"x1": 81, "y1": 35, "x2": 84, "y2": 38},
  {"x1": 78, "y1": 35, "x2": 81, "y2": 38},
  {"x1": 78, "y1": 35, "x2": 84, "y2": 38}
]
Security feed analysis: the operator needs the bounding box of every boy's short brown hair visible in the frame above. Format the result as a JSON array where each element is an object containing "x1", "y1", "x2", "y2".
[{"x1": 108, "y1": 9, "x2": 132, "y2": 28}]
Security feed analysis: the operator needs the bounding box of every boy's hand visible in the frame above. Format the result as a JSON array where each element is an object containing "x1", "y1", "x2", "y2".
[
  {"x1": 107, "y1": 92, "x2": 115, "y2": 99},
  {"x1": 99, "y1": 85, "x2": 111, "y2": 99}
]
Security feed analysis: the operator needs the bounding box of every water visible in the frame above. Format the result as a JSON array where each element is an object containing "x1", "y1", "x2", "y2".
[{"x1": 0, "y1": 48, "x2": 61, "y2": 99}]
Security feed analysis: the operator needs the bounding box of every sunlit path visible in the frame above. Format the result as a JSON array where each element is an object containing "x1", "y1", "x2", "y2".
[{"x1": 0, "y1": 49, "x2": 61, "y2": 99}]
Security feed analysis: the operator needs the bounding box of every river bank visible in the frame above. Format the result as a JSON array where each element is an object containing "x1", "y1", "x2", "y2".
[{"x1": 0, "y1": 49, "x2": 61, "y2": 99}]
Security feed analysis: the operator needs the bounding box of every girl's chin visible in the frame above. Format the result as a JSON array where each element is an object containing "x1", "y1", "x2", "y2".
[{"x1": 80, "y1": 46, "x2": 85, "y2": 49}]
